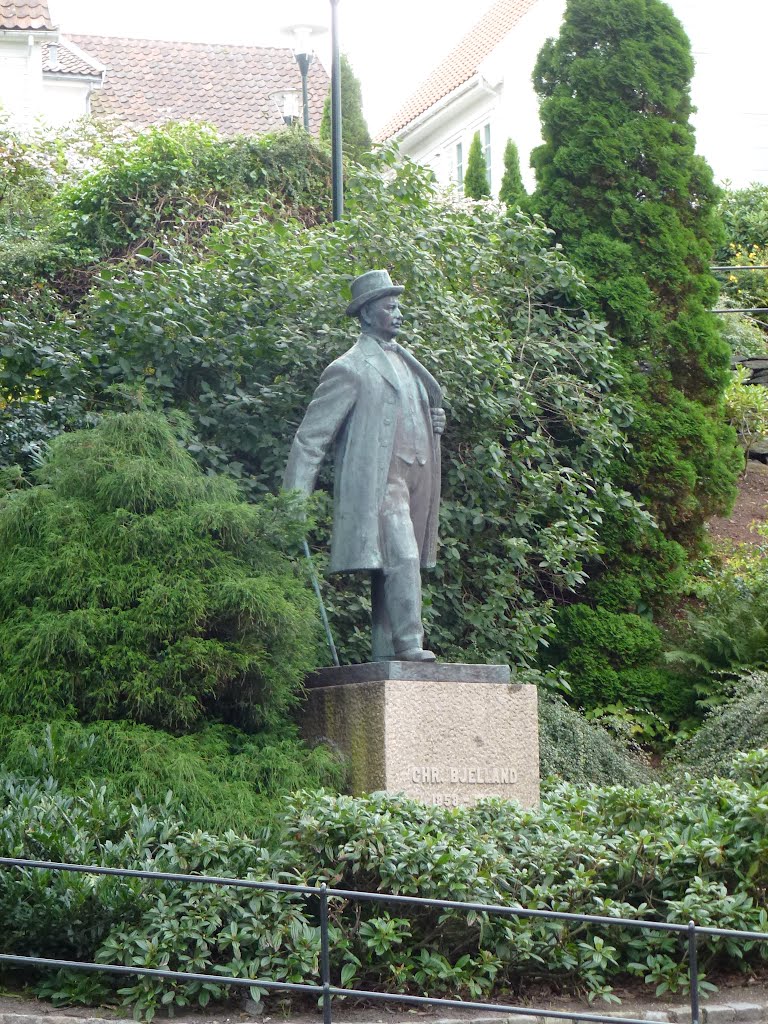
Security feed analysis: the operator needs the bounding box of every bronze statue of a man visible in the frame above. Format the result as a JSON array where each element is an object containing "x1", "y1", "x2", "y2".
[{"x1": 284, "y1": 270, "x2": 445, "y2": 662}]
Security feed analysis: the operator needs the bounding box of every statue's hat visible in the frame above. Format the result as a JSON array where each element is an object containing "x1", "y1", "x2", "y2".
[{"x1": 345, "y1": 269, "x2": 404, "y2": 316}]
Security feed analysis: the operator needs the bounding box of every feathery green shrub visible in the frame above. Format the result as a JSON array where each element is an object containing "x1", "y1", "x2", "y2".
[
  {"x1": 0, "y1": 410, "x2": 321, "y2": 732},
  {"x1": 667, "y1": 674, "x2": 768, "y2": 779},
  {"x1": 464, "y1": 132, "x2": 490, "y2": 199},
  {"x1": 538, "y1": 692, "x2": 649, "y2": 784},
  {"x1": 0, "y1": 718, "x2": 343, "y2": 833},
  {"x1": 499, "y1": 139, "x2": 525, "y2": 207},
  {"x1": 548, "y1": 605, "x2": 694, "y2": 720}
]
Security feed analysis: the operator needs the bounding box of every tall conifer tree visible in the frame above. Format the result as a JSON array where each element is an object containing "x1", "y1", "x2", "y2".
[
  {"x1": 464, "y1": 133, "x2": 491, "y2": 199},
  {"x1": 320, "y1": 54, "x2": 371, "y2": 161},
  {"x1": 531, "y1": 0, "x2": 740, "y2": 607},
  {"x1": 499, "y1": 139, "x2": 525, "y2": 207}
]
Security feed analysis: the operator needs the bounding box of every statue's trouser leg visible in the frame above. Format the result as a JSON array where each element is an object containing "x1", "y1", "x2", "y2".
[
  {"x1": 384, "y1": 558, "x2": 424, "y2": 655},
  {"x1": 371, "y1": 460, "x2": 429, "y2": 659},
  {"x1": 371, "y1": 570, "x2": 394, "y2": 661},
  {"x1": 371, "y1": 563, "x2": 424, "y2": 660}
]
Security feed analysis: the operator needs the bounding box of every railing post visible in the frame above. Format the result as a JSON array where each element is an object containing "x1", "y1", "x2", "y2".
[
  {"x1": 688, "y1": 919, "x2": 700, "y2": 1024},
  {"x1": 319, "y1": 884, "x2": 332, "y2": 1024}
]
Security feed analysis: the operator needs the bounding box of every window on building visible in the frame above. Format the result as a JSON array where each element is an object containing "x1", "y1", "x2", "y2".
[
  {"x1": 455, "y1": 141, "x2": 463, "y2": 187},
  {"x1": 483, "y1": 123, "x2": 492, "y2": 188}
]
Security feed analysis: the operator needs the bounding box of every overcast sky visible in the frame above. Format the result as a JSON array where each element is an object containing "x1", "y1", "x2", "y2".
[{"x1": 48, "y1": 0, "x2": 768, "y2": 188}]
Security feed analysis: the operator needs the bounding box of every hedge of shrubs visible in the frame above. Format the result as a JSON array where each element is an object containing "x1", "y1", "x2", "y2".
[{"x1": 1, "y1": 765, "x2": 767, "y2": 1019}]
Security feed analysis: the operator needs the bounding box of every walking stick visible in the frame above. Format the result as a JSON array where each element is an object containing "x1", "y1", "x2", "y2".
[{"x1": 302, "y1": 539, "x2": 340, "y2": 667}]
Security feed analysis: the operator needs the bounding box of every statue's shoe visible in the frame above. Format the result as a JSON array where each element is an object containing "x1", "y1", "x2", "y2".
[{"x1": 397, "y1": 647, "x2": 436, "y2": 662}]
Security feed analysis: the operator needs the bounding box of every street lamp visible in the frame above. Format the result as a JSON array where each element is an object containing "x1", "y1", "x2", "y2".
[
  {"x1": 329, "y1": 0, "x2": 343, "y2": 221},
  {"x1": 282, "y1": 21, "x2": 327, "y2": 132},
  {"x1": 271, "y1": 89, "x2": 301, "y2": 127},
  {"x1": 283, "y1": 3, "x2": 343, "y2": 221}
]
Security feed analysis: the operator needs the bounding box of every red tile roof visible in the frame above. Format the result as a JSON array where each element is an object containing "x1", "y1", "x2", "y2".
[
  {"x1": 0, "y1": 1, "x2": 54, "y2": 30},
  {"x1": 377, "y1": 0, "x2": 539, "y2": 140},
  {"x1": 42, "y1": 39, "x2": 105, "y2": 78},
  {"x1": 65, "y1": 34, "x2": 329, "y2": 136}
]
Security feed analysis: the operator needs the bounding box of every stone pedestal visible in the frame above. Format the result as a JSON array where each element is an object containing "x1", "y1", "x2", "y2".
[{"x1": 301, "y1": 662, "x2": 539, "y2": 808}]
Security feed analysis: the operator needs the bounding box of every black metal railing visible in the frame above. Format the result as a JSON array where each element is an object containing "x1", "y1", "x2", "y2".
[{"x1": 0, "y1": 856, "x2": 767, "y2": 1024}]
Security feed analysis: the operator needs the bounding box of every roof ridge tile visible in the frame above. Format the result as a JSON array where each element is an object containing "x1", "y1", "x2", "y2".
[{"x1": 377, "y1": 0, "x2": 539, "y2": 140}]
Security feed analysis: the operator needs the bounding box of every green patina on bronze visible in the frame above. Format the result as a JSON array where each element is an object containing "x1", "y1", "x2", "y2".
[{"x1": 284, "y1": 271, "x2": 445, "y2": 664}]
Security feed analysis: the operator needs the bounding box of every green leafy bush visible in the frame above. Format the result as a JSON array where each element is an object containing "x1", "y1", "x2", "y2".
[
  {"x1": 52, "y1": 125, "x2": 331, "y2": 265},
  {"x1": 546, "y1": 605, "x2": 693, "y2": 721},
  {"x1": 0, "y1": 409, "x2": 321, "y2": 731},
  {"x1": 0, "y1": 776, "x2": 308, "y2": 1017},
  {"x1": 1, "y1": 145, "x2": 650, "y2": 667},
  {"x1": 3, "y1": 779, "x2": 768, "y2": 1017},
  {"x1": 0, "y1": 122, "x2": 57, "y2": 289},
  {"x1": 0, "y1": 123, "x2": 332, "y2": 305},
  {"x1": 724, "y1": 365, "x2": 768, "y2": 457},
  {"x1": 0, "y1": 117, "x2": 119, "y2": 292}
]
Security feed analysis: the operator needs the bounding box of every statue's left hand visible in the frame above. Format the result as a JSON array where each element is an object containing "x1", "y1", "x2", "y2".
[{"x1": 431, "y1": 407, "x2": 446, "y2": 434}]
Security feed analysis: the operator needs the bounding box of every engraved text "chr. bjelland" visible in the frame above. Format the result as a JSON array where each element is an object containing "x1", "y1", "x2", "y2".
[{"x1": 410, "y1": 766, "x2": 518, "y2": 785}]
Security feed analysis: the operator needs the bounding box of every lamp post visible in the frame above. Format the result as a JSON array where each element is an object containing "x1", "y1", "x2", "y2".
[
  {"x1": 329, "y1": 0, "x2": 343, "y2": 221},
  {"x1": 283, "y1": 4, "x2": 343, "y2": 221},
  {"x1": 282, "y1": 22, "x2": 326, "y2": 132}
]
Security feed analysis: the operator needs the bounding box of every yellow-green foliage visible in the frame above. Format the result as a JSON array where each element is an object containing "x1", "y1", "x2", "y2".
[
  {"x1": 0, "y1": 718, "x2": 344, "y2": 833},
  {"x1": 0, "y1": 410, "x2": 322, "y2": 732},
  {"x1": 724, "y1": 365, "x2": 768, "y2": 456},
  {"x1": 721, "y1": 244, "x2": 768, "y2": 315}
]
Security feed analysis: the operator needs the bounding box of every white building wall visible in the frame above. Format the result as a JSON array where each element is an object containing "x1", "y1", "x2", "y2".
[
  {"x1": 393, "y1": 0, "x2": 566, "y2": 198},
  {"x1": 400, "y1": 85, "x2": 501, "y2": 194},
  {"x1": 0, "y1": 31, "x2": 92, "y2": 129},
  {"x1": 0, "y1": 33, "x2": 47, "y2": 128},
  {"x1": 482, "y1": 0, "x2": 566, "y2": 192},
  {"x1": 42, "y1": 78, "x2": 92, "y2": 125}
]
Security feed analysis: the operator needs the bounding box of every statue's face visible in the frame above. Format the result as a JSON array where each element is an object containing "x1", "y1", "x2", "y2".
[{"x1": 362, "y1": 295, "x2": 403, "y2": 341}]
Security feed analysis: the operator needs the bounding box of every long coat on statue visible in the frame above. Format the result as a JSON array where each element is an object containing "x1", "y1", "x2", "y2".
[{"x1": 283, "y1": 333, "x2": 442, "y2": 573}]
